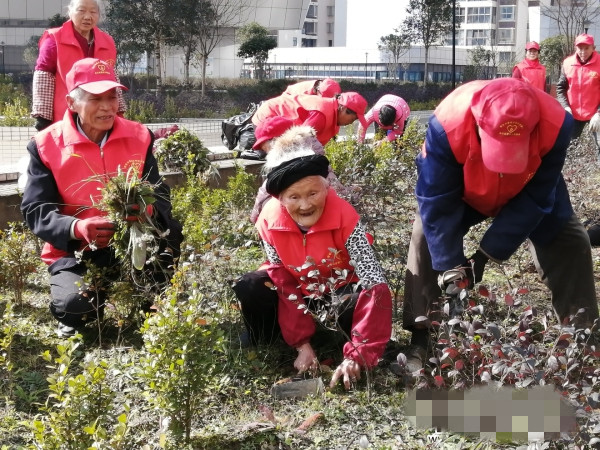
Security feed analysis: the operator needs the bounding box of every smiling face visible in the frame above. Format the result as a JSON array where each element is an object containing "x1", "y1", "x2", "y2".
[
  {"x1": 525, "y1": 48, "x2": 539, "y2": 61},
  {"x1": 575, "y1": 44, "x2": 595, "y2": 62},
  {"x1": 69, "y1": 0, "x2": 99, "y2": 38},
  {"x1": 279, "y1": 175, "x2": 328, "y2": 228},
  {"x1": 67, "y1": 88, "x2": 118, "y2": 143}
]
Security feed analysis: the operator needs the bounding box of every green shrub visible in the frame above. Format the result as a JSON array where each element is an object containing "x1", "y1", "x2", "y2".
[
  {"x1": 137, "y1": 268, "x2": 229, "y2": 444},
  {"x1": 32, "y1": 340, "x2": 128, "y2": 449},
  {"x1": 0, "y1": 98, "x2": 34, "y2": 127},
  {"x1": 155, "y1": 128, "x2": 211, "y2": 176},
  {"x1": 171, "y1": 165, "x2": 258, "y2": 251},
  {"x1": 0, "y1": 223, "x2": 41, "y2": 304},
  {"x1": 125, "y1": 99, "x2": 157, "y2": 123}
]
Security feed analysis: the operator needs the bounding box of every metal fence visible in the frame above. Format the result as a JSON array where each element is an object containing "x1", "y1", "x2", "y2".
[{"x1": 0, "y1": 119, "x2": 228, "y2": 172}]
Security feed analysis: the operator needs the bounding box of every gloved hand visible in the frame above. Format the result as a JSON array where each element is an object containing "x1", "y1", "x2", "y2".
[
  {"x1": 468, "y1": 250, "x2": 489, "y2": 284},
  {"x1": 589, "y1": 112, "x2": 600, "y2": 133},
  {"x1": 34, "y1": 117, "x2": 53, "y2": 131},
  {"x1": 74, "y1": 216, "x2": 115, "y2": 248},
  {"x1": 124, "y1": 204, "x2": 154, "y2": 222},
  {"x1": 438, "y1": 265, "x2": 471, "y2": 294},
  {"x1": 565, "y1": 106, "x2": 572, "y2": 115}
]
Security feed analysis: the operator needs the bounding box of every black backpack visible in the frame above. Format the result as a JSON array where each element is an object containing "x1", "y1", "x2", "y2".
[{"x1": 221, "y1": 102, "x2": 261, "y2": 150}]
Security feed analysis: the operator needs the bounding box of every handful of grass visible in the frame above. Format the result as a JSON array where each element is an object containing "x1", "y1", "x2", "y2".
[{"x1": 97, "y1": 166, "x2": 160, "y2": 270}]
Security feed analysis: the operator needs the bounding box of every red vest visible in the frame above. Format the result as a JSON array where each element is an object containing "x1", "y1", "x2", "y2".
[
  {"x1": 252, "y1": 94, "x2": 339, "y2": 145},
  {"x1": 256, "y1": 189, "x2": 360, "y2": 295},
  {"x1": 35, "y1": 110, "x2": 150, "y2": 264},
  {"x1": 515, "y1": 59, "x2": 546, "y2": 91},
  {"x1": 283, "y1": 80, "x2": 317, "y2": 96},
  {"x1": 432, "y1": 80, "x2": 566, "y2": 217},
  {"x1": 562, "y1": 52, "x2": 600, "y2": 121},
  {"x1": 40, "y1": 21, "x2": 117, "y2": 122}
]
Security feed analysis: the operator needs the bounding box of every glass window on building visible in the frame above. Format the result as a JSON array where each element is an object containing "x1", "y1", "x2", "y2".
[
  {"x1": 467, "y1": 7, "x2": 495, "y2": 24},
  {"x1": 303, "y1": 22, "x2": 317, "y2": 36},
  {"x1": 293, "y1": 37, "x2": 298, "y2": 47},
  {"x1": 456, "y1": 7, "x2": 465, "y2": 24},
  {"x1": 499, "y1": 6, "x2": 514, "y2": 21},
  {"x1": 307, "y1": 5, "x2": 318, "y2": 19},
  {"x1": 499, "y1": 52, "x2": 514, "y2": 64},
  {"x1": 497, "y1": 28, "x2": 514, "y2": 45},
  {"x1": 327, "y1": 5, "x2": 334, "y2": 17},
  {"x1": 467, "y1": 29, "x2": 492, "y2": 46},
  {"x1": 327, "y1": 22, "x2": 334, "y2": 34}
]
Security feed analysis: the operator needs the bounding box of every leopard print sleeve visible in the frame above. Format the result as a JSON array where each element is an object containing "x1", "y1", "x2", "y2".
[
  {"x1": 262, "y1": 240, "x2": 282, "y2": 265},
  {"x1": 346, "y1": 222, "x2": 387, "y2": 287}
]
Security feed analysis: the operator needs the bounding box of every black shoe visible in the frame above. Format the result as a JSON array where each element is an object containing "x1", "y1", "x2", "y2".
[
  {"x1": 587, "y1": 224, "x2": 600, "y2": 247},
  {"x1": 239, "y1": 149, "x2": 266, "y2": 161},
  {"x1": 56, "y1": 323, "x2": 77, "y2": 338}
]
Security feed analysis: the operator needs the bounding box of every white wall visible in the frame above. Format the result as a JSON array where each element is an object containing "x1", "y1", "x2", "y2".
[{"x1": 344, "y1": 0, "x2": 408, "y2": 49}]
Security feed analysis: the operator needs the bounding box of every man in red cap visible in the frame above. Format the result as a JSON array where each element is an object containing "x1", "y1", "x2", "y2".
[
  {"x1": 283, "y1": 78, "x2": 342, "y2": 98},
  {"x1": 556, "y1": 33, "x2": 600, "y2": 150},
  {"x1": 402, "y1": 78, "x2": 598, "y2": 371},
  {"x1": 251, "y1": 91, "x2": 368, "y2": 147},
  {"x1": 21, "y1": 58, "x2": 183, "y2": 337},
  {"x1": 512, "y1": 41, "x2": 547, "y2": 91}
]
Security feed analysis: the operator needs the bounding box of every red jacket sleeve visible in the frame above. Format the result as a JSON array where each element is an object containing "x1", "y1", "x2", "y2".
[
  {"x1": 266, "y1": 264, "x2": 316, "y2": 348},
  {"x1": 342, "y1": 283, "x2": 392, "y2": 367}
]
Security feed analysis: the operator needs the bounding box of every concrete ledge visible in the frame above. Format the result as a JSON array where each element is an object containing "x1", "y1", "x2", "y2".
[{"x1": 0, "y1": 157, "x2": 265, "y2": 230}]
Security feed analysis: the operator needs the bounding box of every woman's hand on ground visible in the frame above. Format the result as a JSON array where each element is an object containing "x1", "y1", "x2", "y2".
[
  {"x1": 294, "y1": 342, "x2": 318, "y2": 374},
  {"x1": 330, "y1": 358, "x2": 361, "y2": 390}
]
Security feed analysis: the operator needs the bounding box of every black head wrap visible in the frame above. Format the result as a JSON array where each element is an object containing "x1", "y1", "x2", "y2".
[{"x1": 265, "y1": 154, "x2": 330, "y2": 197}]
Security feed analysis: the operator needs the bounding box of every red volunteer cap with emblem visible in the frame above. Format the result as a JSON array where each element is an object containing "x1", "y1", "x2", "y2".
[
  {"x1": 470, "y1": 78, "x2": 540, "y2": 174},
  {"x1": 338, "y1": 92, "x2": 368, "y2": 129},
  {"x1": 525, "y1": 41, "x2": 540, "y2": 51},
  {"x1": 252, "y1": 116, "x2": 294, "y2": 149},
  {"x1": 575, "y1": 34, "x2": 594, "y2": 46},
  {"x1": 318, "y1": 78, "x2": 341, "y2": 97},
  {"x1": 66, "y1": 58, "x2": 127, "y2": 94}
]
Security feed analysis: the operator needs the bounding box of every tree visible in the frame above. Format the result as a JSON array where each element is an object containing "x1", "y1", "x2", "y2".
[
  {"x1": 540, "y1": 35, "x2": 570, "y2": 82},
  {"x1": 105, "y1": 0, "x2": 177, "y2": 86},
  {"x1": 377, "y1": 30, "x2": 411, "y2": 80},
  {"x1": 191, "y1": 0, "x2": 251, "y2": 96},
  {"x1": 541, "y1": 0, "x2": 600, "y2": 60},
  {"x1": 463, "y1": 46, "x2": 497, "y2": 82},
  {"x1": 401, "y1": 0, "x2": 453, "y2": 85},
  {"x1": 236, "y1": 22, "x2": 277, "y2": 81},
  {"x1": 48, "y1": 13, "x2": 68, "y2": 28}
]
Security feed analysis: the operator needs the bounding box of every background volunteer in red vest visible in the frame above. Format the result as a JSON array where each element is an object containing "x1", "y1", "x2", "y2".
[
  {"x1": 21, "y1": 58, "x2": 183, "y2": 338},
  {"x1": 357, "y1": 94, "x2": 411, "y2": 145},
  {"x1": 556, "y1": 34, "x2": 600, "y2": 153},
  {"x1": 512, "y1": 41, "x2": 547, "y2": 92},
  {"x1": 402, "y1": 78, "x2": 598, "y2": 373},
  {"x1": 283, "y1": 78, "x2": 342, "y2": 98},
  {"x1": 31, "y1": 0, "x2": 126, "y2": 131}
]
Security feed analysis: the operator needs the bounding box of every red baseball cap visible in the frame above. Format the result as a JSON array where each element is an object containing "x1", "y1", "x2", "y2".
[
  {"x1": 318, "y1": 78, "x2": 341, "y2": 97},
  {"x1": 525, "y1": 41, "x2": 540, "y2": 51},
  {"x1": 338, "y1": 92, "x2": 368, "y2": 129},
  {"x1": 66, "y1": 58, "x2": 127, "y2": 94},
  {"x1": 470, "y1": 79, "x2": 540, "y2": 174},
  {"x1": 575, "y1": 34, "x2": 595, "y2": 46},
  {"x1": 253, "y1": 116, "x2": 294, "y2": 149}
]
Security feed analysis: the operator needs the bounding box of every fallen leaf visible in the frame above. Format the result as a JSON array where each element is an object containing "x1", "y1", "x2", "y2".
[{"x1": 295, "y1": 412, "x2": 324, "y2": 433}]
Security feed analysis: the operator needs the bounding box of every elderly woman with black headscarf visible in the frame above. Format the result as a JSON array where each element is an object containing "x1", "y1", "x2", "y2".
[{"x1": 233, "y1": 148, "x2": 392, "y2": 389}]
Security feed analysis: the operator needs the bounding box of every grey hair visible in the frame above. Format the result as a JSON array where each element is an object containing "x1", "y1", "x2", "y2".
[
  {"x1": 67, "y1": 87, "x2": 87, "y2": 103},
  {"x1": 68, "y1": 0, "x2": 101, "y2": 17}
]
